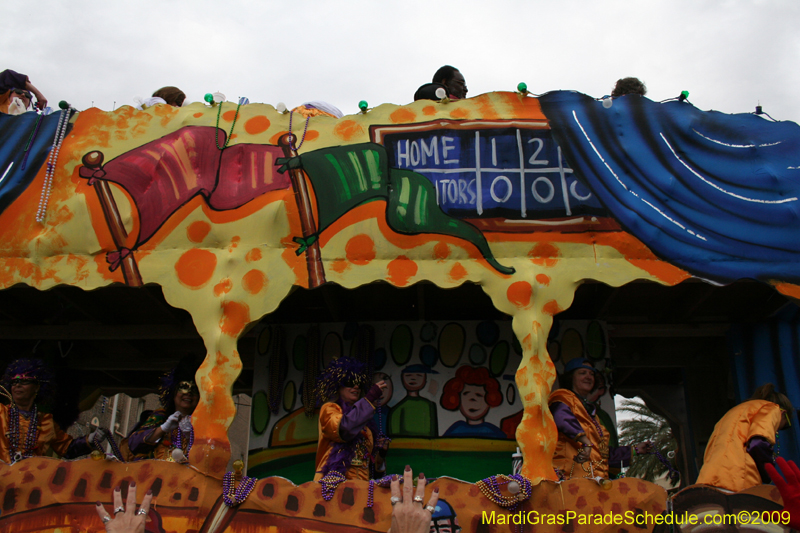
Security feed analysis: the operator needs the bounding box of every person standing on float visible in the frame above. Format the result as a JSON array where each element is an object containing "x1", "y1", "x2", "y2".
[{"x1": 0, "y1": 358, "x2": 105, "y2": 464}]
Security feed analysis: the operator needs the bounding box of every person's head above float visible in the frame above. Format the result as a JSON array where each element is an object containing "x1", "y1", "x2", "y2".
[
  {"x1": 152, "y1": 86, "x2": 186, "y2": 107},
  {"x1": 561, "y1": 358, "x2": 597, "y2": 399},
  {"x1": 1, "y1": 358, "x2": 55, "y2": 409},
  {"x1": 433, "y1": 65, "x2": 468, "y2": 99},
  {"x1": 611, "y1": 77, "x2": 647, "y2": 98},
  {"x1": 158, "y1": 355, "x2": 201, "y2": 416},
  {"x1": 750, "y1": 383, "x2": 795, "y2": 429},
  {"x1": 317, "y1": 357, "x2": 369, "y2": 407}
]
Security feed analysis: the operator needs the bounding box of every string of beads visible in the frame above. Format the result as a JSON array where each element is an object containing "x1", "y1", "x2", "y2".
[
  {"x1": 172, "y1": 425, "x2": 194, "y2": 456},
  {"x1": 215, "y1": 100, "x2": 242, "y2": 150},
  {"x1": 9, "y1": 405, "x2": 39, "y2": 463},
  {"x1": 222, "y1": 470, "x2": 257, "y2": 507},
  {"x1": 36, "y1": 106, "x2": 72, "y2": 223}
]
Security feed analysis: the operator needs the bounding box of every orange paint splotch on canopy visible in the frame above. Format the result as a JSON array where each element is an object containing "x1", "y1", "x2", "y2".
[
  {"x1": 214, "y1": 278, "x2": 233, "y2": 296},
  {"x1": 269, "y1": 130, "x2": 290, "y2": 144},
  {"x1": 334, "y1": 120, "x2": 364, "y2": 142},
  {"x1": 472, "y1": 94, "x2": 500, "y2": 120},
  {"x1": 522, "y1": 333, "x2": 533, "y2": 352},
  {"x1": 433, "y1": 242, "x2": 450, "y2": 260},
  {"x1": 245, "y1": 248, "x2": 262, "y2": 262},
  {"x1": 193, "y1": 112, "x2": 204, "y2": 118},
  {"x1": 222, "y1": 110, "x2": 237, "y2": 122},
  {"x1": 535, "y1": 273, "x2": 551, "y2": 286},
  {"x1": 500, "y1": 92, "x2": 547, "y2": 120},
  {"x1": 228, "y1": 236, "x2": 241, "y2": 252},
  {"x1": 220, "y1": 301, "x2": 250, "y2": 337},
  {"x1": 449, "y1": 108, "x2": 469, "y2": 119},
  {"x1": 422, "y1": 106, "x2": 437, "y2": 116},
  {"x1": 515, "y1": 368, "x2": 529, "y2": 388},
  {"x1": 528, "y1": 242, "x2": 560, "y2": 267},
  {"x1": 507, "y1": 281, "x2": 533, "y2": 309},
  {"x1": 242, "y1": 269, "x2": 267, "y2": 295},
  {"x1": 345, "y1": 234, "x2": 376, "y2": 265},
  {"x1": 593, "y1": 232, "x2": 690, "y2": 285},
  {"x1": 390, "y1": 108, "x2": 417, "y2": 124},
  {"x1": 187, "y1": 221, "x2": 211, "y2": 243},
  {"x1": 175, "y1": 248, "x2": 217, "y2": 289},
  {"x1": 387, "y1": 256, "x2": 418, "y2": 287},
  {"x1": 305, "y1": 130, "x2": 319, "y2": 142},
  {"x1": 542, "y1": 299, "x2": 562, "y2": 316},
  {"x1": 448, "y1": 262, "x2": 467, "y2": 282},
  {"x1": 330, "y1": 258, "x2": 351, "y2": 274},
  {"x1": 245, "y1": 115, "x2": 270, "y2": 135}
]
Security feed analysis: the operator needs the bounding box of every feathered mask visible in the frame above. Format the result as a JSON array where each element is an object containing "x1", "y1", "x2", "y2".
[
  {"x1": 315, "y1": 357, "x2": 368, "y2": 403},
  {"x1": 158, "y1": 356, "x2": 201, "y2": 407}
]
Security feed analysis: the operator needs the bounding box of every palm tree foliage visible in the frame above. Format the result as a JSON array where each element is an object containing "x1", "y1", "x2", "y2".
[{"x1": 617, "y1": 398, "x2": 679, "y2": 486}]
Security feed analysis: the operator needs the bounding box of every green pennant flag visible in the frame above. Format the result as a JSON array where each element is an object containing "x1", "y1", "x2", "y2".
[{"x1": 277, "y1": 143, "x2": 514, "y2": 275}]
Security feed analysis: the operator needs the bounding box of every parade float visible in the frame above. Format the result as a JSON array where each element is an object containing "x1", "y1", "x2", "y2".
[{"x1": 0, "y1": 86, "x2": 799, "y2": 532}]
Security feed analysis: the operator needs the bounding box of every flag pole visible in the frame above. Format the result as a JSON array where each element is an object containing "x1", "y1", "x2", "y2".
[
  {"x1": 278, "y1": 133, "x2": 326, "y2": 288},
  {"x1": 80, "y1": 151, "x2": 144, "y2": 287}
]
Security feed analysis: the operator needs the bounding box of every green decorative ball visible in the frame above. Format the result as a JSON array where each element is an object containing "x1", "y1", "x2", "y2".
[
  {"x1": 517, "y1": 82, "x2": 528, "y2": 93},
  {"x1": 204, "y1": 93, "x2": 214, "y2": 104},
  {"x1": 358, "y1": 100, "x2": 368, "y2": 110}
]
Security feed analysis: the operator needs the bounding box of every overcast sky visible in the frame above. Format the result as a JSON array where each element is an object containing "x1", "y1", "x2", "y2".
[{"x1": 3, "y1": 0, "x2": 799, "y2": 122}]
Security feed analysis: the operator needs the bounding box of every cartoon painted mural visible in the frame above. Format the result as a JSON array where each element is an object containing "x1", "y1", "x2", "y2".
[
  {"x1": 1, "y1": 89, "x2": 799, "y2": 531},
  {"x1": 248, "y1": 319, "x2": 613, "y2": 484}
]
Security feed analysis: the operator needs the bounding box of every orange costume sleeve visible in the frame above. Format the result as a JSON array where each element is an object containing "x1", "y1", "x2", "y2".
[
  {"x1": 696, "y1": 399, "x2": 781, "y2": 492},
  {"x1": 549, "y1": 389, "x2": 612, "y2": 479}
]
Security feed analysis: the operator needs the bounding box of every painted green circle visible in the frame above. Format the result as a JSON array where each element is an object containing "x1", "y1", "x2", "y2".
[
  {"x1": 560, "y1": 329, "x2": 584, "y2": 364},
  {"x1": 420, "y1": 322, "x2": 438, "y2": 343},
  {"x1": 257, "y1": 327, "x2": 271, "y2": 355},
  {"x1": 468, "y1": 343, "x2": 487, "y2": 365},
  {"x1": 283, "y1": 381, "x2": 296, "y2": 412},
  {"x1": 251, "y1": 390, "x2": 270, "y2": 435},
  {"x1": 391, "y1": 324, "x2": 413, "y2": 366},
  {"x1": 586, "y1": 321, "x2": 606, "y2": 361},
  {"x1": 323, "y1": 332, "x2": 342, "y2": 367},
  {"x1": 293, "y1": 335, "x2": 307, "y2": 371},
  {"x1": 489, "y1": 341, "x2": 509, "y2": 377},
  {"x1": 439, "y1": 322, "x2": 465, "y2": 368}
]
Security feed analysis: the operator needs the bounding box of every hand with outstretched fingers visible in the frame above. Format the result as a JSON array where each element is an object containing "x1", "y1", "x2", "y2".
[
  {"x1": 765, "y1": 456, "x2": 800, "y2": 529},
  {"x1": 95, "y1": 482, "x2": 153, "y2": 533},
  {"x1": 389, "y1": 465, "x2": 440, "y2": 533}
]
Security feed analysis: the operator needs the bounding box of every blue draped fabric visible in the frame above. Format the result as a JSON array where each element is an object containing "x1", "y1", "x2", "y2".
[
  {"x1": 539, "y1": 91, "x2": 800, "y2": 284},
  {"x1": 729, "y1": 306, "x2": 800, "y2": 466},
  {"x1": 0, "y1": 111, "x2": 70, "y2": 216}
]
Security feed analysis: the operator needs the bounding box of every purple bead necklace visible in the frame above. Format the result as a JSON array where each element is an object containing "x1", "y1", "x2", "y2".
[
  {"x1": 9, "y1": 404, "x2": 39, "y2": 463},
  {"x1": 172, "y1": 426, "x2": 194, "y2": 455},
  {"x1": 222, "y1": 471, "x2": 257, "y2": 507},
  {"x1": 319, "y1": 471, "x2": 346, "y2": 501},
  {"x1": 287, "y1": 111, "x2": 310, "y2": 151}
]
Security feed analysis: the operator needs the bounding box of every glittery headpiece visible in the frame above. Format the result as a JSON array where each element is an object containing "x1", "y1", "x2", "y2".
[
  {"x1": 158, "y1": 356, "x2": 201, "y2": 408},
  {"x1": 315, "y1": 357, "x2": 368, "y2": 403},
  {"x1": 1, "y1": 358, "x2": 55, "y2": 403}
]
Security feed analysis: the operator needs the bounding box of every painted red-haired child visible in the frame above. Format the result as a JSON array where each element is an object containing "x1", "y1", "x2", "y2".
[{"x1": 441, "y1": 366, "x2": 505, "y2": 438}]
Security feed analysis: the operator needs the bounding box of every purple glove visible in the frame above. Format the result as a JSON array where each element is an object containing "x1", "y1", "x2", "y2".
[{"x1": 365, "y1": 383, "x2": 383, "y2": 404}]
